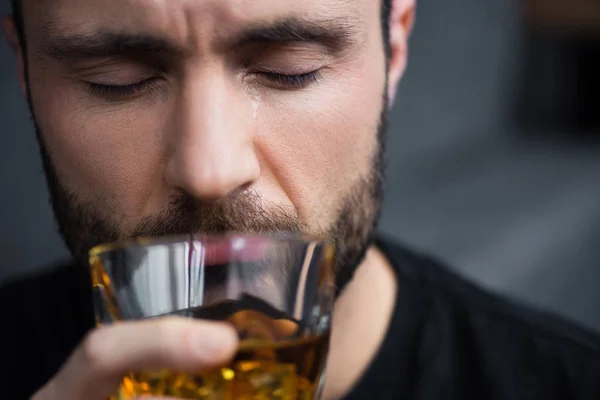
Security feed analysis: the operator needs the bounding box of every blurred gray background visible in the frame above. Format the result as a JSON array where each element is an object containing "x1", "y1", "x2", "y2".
[{"x1": 1, "y1": 0, "x2": 599, "y2": 332}]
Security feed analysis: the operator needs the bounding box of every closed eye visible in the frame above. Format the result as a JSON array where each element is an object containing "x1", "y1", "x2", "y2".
[
  {"x1": 86, "y1": 77, "x2": 161, "y2": 99},
  {"x1": 258, "y1": 70, "x2": 321, "y2": 89}
]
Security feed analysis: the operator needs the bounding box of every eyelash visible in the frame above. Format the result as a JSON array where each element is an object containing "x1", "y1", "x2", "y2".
[
  {"x1": 258, "y1": 70, "x2": 322, "y2": 88},
  {"x1": 87, "y1": 70, "x2": 321, "y2": 99},
  {"x1": 87, "y1": 79, "x2": 158, "y2": 99}
]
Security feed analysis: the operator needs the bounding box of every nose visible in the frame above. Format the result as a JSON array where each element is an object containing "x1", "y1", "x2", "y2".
[{"x1": 165, "y1": 69, "x2": 260, "y2": 201}]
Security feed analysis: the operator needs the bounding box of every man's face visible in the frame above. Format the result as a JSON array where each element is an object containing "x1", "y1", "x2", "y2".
[{"x1": 12, "y1": 0, "x2": 397, "y2": 291}]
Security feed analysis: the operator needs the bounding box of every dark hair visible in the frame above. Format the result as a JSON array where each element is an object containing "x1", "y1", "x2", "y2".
[
  {"x1": 10, "y1": 0, "x2": 25, "y2": 51},
  {"x1": 381, "y1": 0, "x2": 392, "y2": 62},
  {"x1": 10, "y1": 0, "x2": 393, "y2": 58}
]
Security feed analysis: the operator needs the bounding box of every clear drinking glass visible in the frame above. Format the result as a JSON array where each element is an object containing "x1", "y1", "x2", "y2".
[{"x1": 89, "y1": 234, "x2": 336, "y2": 400}]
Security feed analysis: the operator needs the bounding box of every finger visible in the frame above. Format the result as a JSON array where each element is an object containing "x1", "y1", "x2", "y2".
[{"x1": 36, "y1": 317, "x2": 238, "y2": 400}]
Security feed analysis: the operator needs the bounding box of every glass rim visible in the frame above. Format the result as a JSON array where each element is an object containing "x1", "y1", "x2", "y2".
[{"x1": 88, "y1": 232, "x2": 335, "y2": 261}]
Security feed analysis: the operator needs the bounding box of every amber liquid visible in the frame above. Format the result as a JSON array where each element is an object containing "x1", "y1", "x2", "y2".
[
  {"x1": 92, "y1": 259, "x2": 332, "y2": 399},
  {"x1": 116, "y1": 333, "x2": 329, "y2": 400}
]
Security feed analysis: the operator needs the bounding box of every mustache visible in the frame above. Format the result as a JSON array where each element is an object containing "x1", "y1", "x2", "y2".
[{"x1": 131, "y1": 190, "x2": 305, "y2": 239}]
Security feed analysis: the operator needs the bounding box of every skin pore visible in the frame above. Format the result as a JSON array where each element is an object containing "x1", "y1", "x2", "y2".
[{"x1": 4, "y1": 0, "x2": 414, "y2": 397}]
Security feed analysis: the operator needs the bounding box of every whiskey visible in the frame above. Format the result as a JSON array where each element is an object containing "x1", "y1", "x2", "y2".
[
  {"x1": 108, "y1": 300, "x2": 330, "y2": 400},
  {"x1": 116, "y1": 333, "x2": 330, "y2": 399},
  {"x1": 93, "y1": 259, "x2": 332, "y2": 399},
  {"x1": 90, "y1": 235, "x2": 336, "y2": 400}
]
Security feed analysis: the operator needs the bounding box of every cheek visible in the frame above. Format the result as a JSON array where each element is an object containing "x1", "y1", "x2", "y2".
[
  {"x1": 256, "y1": 59, "x2": 385, "y2": 231},
  {"x1": 31, "y1": 79, "x2": 169, "y2": 222}
]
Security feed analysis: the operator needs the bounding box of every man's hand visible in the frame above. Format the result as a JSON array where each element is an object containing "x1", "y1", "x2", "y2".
[{"x1": 31, "y1": 317, "x2": 238, "y2": 400}]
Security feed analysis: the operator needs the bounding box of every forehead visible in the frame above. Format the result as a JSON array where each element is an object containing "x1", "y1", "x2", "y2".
[{"x1": 28, "y1": 0, "x2": 373, "y2": 43}]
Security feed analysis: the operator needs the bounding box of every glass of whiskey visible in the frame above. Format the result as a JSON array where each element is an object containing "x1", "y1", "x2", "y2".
[{"x1": 89, "y1": 233, "x2": 335, "y2": 400}]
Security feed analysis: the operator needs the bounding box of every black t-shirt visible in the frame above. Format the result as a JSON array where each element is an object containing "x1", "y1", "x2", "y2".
[{"x1": 2, "y1": 236, "x2": 600, "y2": 399}]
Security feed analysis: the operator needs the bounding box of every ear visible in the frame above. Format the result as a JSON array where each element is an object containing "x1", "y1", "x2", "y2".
[
  {"x1": 3, "y1": 15, "x2": 28, "y2": 97},
  {"x1": 386, "y1": 0, "x2": 415, "y2": 108}
]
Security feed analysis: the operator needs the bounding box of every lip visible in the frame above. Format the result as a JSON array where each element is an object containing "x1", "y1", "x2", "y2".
[{"x1": 191, "y1": 236, "x2": 271, "y2": 265}]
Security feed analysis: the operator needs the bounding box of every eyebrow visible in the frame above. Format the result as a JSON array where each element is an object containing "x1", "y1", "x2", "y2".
[
  {"x1": 39, "y1": 32, "x2": 181, "y2": 68},
  {"x1": 39, "y1": 16, "x2": 359, "y2": 64},
  {"x1": 226, "y1": 17, "x2": 359, "y2": 53}
]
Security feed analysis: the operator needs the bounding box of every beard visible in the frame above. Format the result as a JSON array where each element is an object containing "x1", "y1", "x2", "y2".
[{"x1": 30, "y1": 98, "x2": 388, "y2": 296}]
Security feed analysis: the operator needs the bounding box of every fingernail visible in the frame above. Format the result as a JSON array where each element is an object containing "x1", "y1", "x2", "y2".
[{"x1": 197, "y1": 324, "x2": 237, "y2": 359}]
